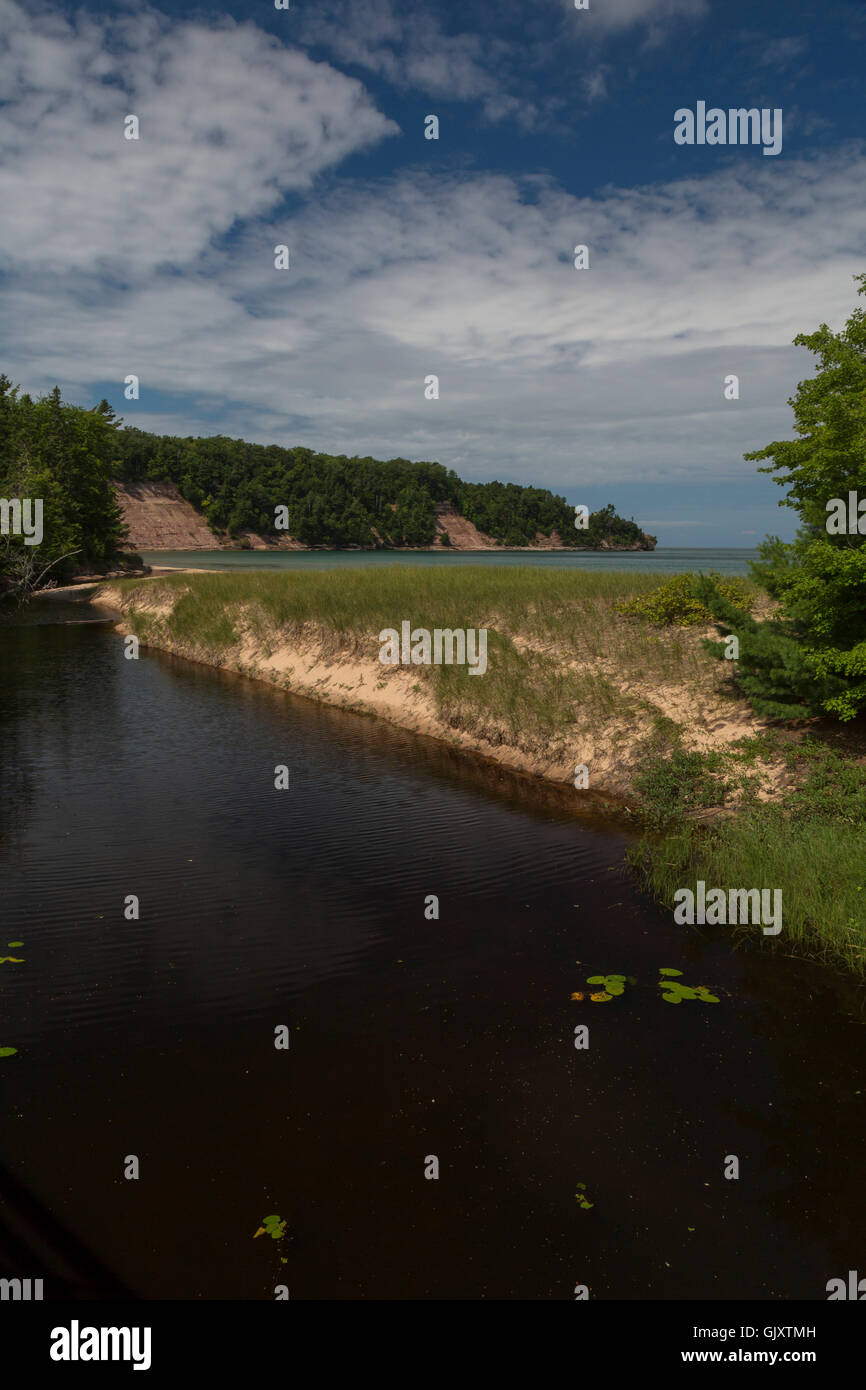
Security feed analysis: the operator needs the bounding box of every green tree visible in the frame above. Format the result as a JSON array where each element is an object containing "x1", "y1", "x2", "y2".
[
  {"x1": 1, "y1": 378, "x2": 129, "y2": 598},
  {"x1": 701, "y1": 273, "x2": 866, "y2": 720}
]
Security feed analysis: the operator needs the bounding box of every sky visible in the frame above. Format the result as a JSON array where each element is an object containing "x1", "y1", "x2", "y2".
[{"x1": 0, "y1": 0, "x2": 864, "y2": 545}]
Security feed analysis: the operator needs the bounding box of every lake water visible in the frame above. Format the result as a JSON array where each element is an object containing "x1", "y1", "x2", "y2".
[
  {"x1": 141, "y1": 546, "x2": 760, "y2": 576},
  {"x1": 0, "y1": 599, "x2": 862, "y2": 1300}
]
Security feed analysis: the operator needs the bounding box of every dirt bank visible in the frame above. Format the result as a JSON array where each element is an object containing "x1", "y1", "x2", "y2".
[{"x1": 115, "y1": 480, "x2": 221, "y2": 550}]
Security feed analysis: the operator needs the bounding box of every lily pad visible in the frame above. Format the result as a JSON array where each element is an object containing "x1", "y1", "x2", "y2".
[
  {"x1": 658, "y1": 975, "x2": 718, "y2": 1005},
  {"x1": 585, "y1": 972, "x2": 630, "y2": 998},
  {"x1": 659, "y1": 968, "x2": 683, "y2": 977},
  {"x1": 590, "y1": 991, "x2": 613, "y2": 1002},
  {"x1": 0, "y1": 1047, "x2": 18, "y2": 1057}
]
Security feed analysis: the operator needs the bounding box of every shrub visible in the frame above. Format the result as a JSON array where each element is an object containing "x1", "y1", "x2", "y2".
[{"x1": 616, "y1": 572, "x2": 753, "y2": 627}]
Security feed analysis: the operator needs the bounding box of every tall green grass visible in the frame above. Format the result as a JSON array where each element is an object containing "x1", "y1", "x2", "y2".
[
  {"x1": 629, "y1": 738, "x2": 866, "y2": 976},
  {"x1": 114, "y1": 564, "x2": 666, "y2": 633}
]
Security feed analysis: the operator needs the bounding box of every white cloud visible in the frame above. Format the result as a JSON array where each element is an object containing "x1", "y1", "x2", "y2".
[
  {"x1": 1, "y1": 2, "x2": 864, "y2": 506},
  {"x1": 756, "y1": 34, "x2": 809, "y2": 67},
  {"x1": 296, "y1": 0, "x2": 710, "y2": 126},
  {"x1": 582, "y1": 66, "x2": 611, "y2": 102},
  {"x1": 298, "y1": 0, "x2": 543, "y2": 126},
  {"x1": 0, "y1": 0, "x2": 398, "y2": 275}
]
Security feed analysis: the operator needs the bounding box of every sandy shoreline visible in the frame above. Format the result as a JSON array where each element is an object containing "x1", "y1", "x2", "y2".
[{"x1": 87, "y1": 574, "x2": 783, "y2": 813}]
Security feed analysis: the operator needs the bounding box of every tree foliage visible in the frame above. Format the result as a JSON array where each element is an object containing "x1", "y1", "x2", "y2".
[
  {"x1": 700, "y1": 273, "x2": 866, "y2": 721},
  {"x1": 115, "y1": 426, "x2": 653, "y2": 551},
  {"x1": 0, "y1": 377, "x2": 128, "y2": 596}
]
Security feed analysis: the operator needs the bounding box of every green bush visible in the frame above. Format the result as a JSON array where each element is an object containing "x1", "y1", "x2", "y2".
[{"x1": 616, "y1": 572, "x2": 753, "y2": 627}]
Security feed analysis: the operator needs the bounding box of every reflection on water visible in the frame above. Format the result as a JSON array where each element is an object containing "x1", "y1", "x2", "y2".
[{"x1": 0, "y1": 619, "x2": 863, "y2": 1299}]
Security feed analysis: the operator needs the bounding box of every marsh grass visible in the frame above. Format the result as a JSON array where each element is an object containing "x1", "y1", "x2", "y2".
[{"x1": 629, "y1": 736, "x2": 866, "y2": 976}]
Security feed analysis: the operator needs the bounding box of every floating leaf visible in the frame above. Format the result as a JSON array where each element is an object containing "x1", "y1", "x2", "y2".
[
  {"x1": 658, "y1": 973, "x2": 717, "y2": 1005},
  {"x1": 0, "y1": 957, "x2": 24, "y2": 965},
  {"x1": 0, "y1": 1047, "x2": 18, "y2": 1057},
  {"x1": 590, "y1": 991, "x2": 612, "y2": 1002},
  {"x1": 585, "y1": 972, "x2": 629, "y2": 998},
  {"x1": 576, "y1": 1183, "x2": 586, "y2": 1190},
  {"x1": 694, "y1": 987, "x2": 720, "y2": 1003},
  {"x1": 659, "y1": 968, "x2": 683, "y2": 977},
  {"x1": 253, "y1": 1227, "x2": 267, "y2": 1239},
  {"x1": 570, "y1": 992, "x2": 585, "y2": 1001},
  {"x1": 7, "y1": 942, "x2": 23, "y2": 948}
]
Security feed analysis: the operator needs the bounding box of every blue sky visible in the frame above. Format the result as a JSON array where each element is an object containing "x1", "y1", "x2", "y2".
[{"x1": 1, "y1": 0, "x2": 864, "y2": 544}]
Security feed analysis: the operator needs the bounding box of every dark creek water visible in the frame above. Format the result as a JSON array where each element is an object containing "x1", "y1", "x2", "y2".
[{"x1": 0, "y1": 601, "x2": 864, "y2": 1300}]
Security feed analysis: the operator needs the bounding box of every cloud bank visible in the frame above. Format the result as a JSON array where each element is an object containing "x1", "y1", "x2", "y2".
[{"x1": 0, "y1": 0, "x2": 862, "y2": 543}]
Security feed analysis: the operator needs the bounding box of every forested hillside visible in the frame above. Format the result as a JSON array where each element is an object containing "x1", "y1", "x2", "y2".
[
  {"x1": 115, "y1": 426, "x2": 654, "y2": 550},
  {"x1": 1, "y1": 374, "x2": 655, "y2": 595}
]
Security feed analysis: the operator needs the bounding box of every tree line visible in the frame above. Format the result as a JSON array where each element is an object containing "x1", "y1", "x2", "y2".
[{"x1": 113, "y1": 425, "x2": 652, "y2": 550}]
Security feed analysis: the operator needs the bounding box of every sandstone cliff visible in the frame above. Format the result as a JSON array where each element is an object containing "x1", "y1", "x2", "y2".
[{"x1": 115, "y1": 481, "x2": 220, "y2": 550}]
